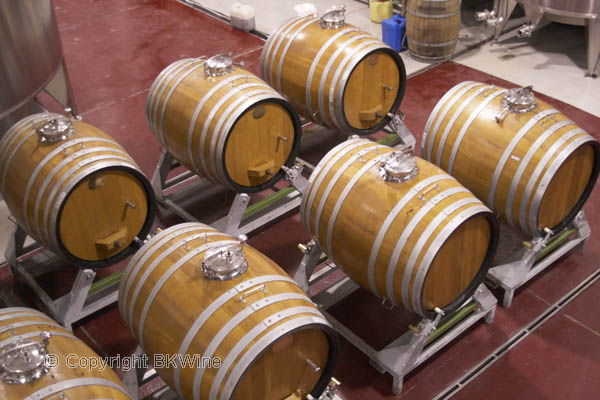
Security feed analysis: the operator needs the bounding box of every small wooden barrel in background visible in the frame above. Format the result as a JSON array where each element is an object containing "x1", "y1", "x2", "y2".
[
  {"x1": 406, "y1": 0, "x2": 462, "y2": 61},
  {"x1": 422, "y1": 81, "x2": 599, "y2": 235},
  {"x1": 147, "y1": 55, "x2": 301, "y2": 193},
  {"x1": 301, "y1": 138, "x2": 498, "y2": 318},
  {"x1": 119, "y1": 222, "x2": 338, "y2": 400},
  {"x1": 261, "y1": 9, "x2": 406, "y2": 134},
  {"x1": 0, "y1": 307, "x2": 131, "y2": 399},
  {"x1": 0, "y1": 113, "x2": 155, "y2": 268}
]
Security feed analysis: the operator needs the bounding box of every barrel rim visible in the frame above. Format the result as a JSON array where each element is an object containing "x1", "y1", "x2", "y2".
[
  {"x1": 339, "y1": 46, "x2": 407, "y2": 135},
  {"x1": 220, "y1": 97, "x2": 302, "y2": 193},
  {"x1": 228, "y1": 321, "x2": 340, "y2": 399},
  {"x1": 421, "y1": 209, "x2": 499, "y2": 319},
  {"x1": 538, "y1": 139, "x2": 600, "y2": 234},
  {"x1": 54, "y1": 164, "x2": 156, "y2": 269}
]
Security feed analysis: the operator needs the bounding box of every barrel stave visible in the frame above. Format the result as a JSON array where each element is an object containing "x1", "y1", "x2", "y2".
[{"x1": 537, "y1": 145, "x2": 595, "y2": 228}]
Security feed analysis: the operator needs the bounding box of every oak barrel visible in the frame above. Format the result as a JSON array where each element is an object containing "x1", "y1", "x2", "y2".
[
  {"x1": 261, "y1": 8, "x2": 406, "y2": 134},
  {"x1": 119, "y1": 222, "x2": 338, "y2": 400},
  {"x1": 0, "y1": 307, "x2": 131, "y2": 399},
  {"x1": 0, "y1": 113, "x2": 155, "y2": 268},
  {"x1": 406, "y1": 0, "x2": 462, "y2": 61},
  {"x1": 146, "y1": 55, "x2": 301, "y2": 193},
  {"x1": 422, "y1": 82, "x2": 600, "y2": 235},
  {"x1": 301, "y1": 138, "x2": 498, "y2": 318}
]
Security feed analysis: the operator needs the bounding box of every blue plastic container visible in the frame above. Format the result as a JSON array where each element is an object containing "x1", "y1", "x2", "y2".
[{"x1": 382, "y1": 14, "x2": 406, "y2": 52}]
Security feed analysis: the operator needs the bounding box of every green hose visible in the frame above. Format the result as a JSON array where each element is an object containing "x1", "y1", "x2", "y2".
[
  {"x1": 427, "y1": 302, "x2": 477, "y2": 345},
  {"x1": 375, "y1": 133, "x2": 400, "y2": 147},
  {"x1": 89, "y1": 271, "x2": 123, "y2": 296},
  {"x1": 536, "y1": 228, "x2": 577, "y2": 261},
  {"x1": 242, "y1": 186, "x2": 297, "y2": 219}
]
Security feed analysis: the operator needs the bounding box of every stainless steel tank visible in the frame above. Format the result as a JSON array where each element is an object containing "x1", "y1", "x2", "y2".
[
  {"x1": 0, "y1": 0, "x2": 64, "y2": 119},
  {"x1": 476, "y1": 0, "x2": 600, "y2": 77}
]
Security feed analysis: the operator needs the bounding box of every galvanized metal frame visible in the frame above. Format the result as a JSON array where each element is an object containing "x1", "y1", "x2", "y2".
[
  {"x1": 486, "y1": 211, "x2": 591, "y2": 307},
  {"x1": 292, "y1": 239, "x2": 497, "y2": 395},
  {"x1": 3, "y1": 224, "x2": 119, "y2": 330}
]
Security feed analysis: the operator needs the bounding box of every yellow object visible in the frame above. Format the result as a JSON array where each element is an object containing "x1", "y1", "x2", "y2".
[{"x1": 370, "y1": 0, "x2": 393, "y2": 23}]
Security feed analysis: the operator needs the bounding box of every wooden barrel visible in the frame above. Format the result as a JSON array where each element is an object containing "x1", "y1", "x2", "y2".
[
  {"x1": 0, "y1": 307, "x2": 131, "y2": 399},
  {"x1": 406, "y1": 0, "x2": 462, "y2": 61},
  {"x1": 119, "y1": 222, "x2": 338, "y2": 400},
  {"x1": 146, "y1": 55, "x2": 301, "y2": 193},
  {"x1": 0, "y1": 113, "x2": 155, "y2": 268},
  {"x1": 261, "y1": 9, "x2": 407, "y2": 134},
  {"x1": 301, "y1": 138, "x2": 498, "y2": 318},
  {"x1": 422, "y1": 82, "x2": 600, "y2": 235}
]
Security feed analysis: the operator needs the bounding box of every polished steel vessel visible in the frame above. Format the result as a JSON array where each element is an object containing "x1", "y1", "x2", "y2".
[
  {"x1": 0, "y1": 0, "x2": 64, "y2": 119},
  {"x1": 476, "y1": 0, "x2": 600, "y2": 77}
]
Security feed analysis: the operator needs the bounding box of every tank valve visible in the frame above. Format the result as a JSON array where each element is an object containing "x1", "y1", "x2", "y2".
[
  {"x1": 475, "y1": 10, "x2": 498, "y2": 27},
  {"x1": 517, "y1": 23, "x2": 535, "y2": 38}
]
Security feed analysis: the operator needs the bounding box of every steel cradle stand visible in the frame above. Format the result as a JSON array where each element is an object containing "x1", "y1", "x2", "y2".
[
  {"x1": 122, "y1": 346, "x2": 344, "y2": 400},
  {"x1": 3, "y1": 224, "x2": 120, "y2": 330},
  {"x1": 293, "y1": 239, "x2": 497, "y2": 396},
  {"x1": 486, "y1": 211, "x2": 591, "y2": 307}
]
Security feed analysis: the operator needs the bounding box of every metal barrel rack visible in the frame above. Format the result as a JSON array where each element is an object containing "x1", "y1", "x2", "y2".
[
  {"x1": 292, "y1": 241, "x2": 497, "y2": 395},
  {"x1": 122, "y1": 345, "x2": 344, "y2": 400},
  {"x1": 3, "y1": 224, "x2": 123, "y2": 330},
  {"x1": 486, "y1": 211, "x2": 591, "y2": 307}
]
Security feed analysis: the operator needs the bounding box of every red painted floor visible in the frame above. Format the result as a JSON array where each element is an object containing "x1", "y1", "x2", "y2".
[{"x1": 1, "y1": 0, "x2": 599, "y2": 399}]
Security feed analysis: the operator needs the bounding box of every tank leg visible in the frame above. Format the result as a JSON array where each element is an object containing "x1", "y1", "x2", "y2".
[
  {"x1": 586, "y1": 18, "x2": 600, "y2": 78},
  {"x1": 44, "y1": 59, "x2": 78, "y2": 115},
  {"x1": 492, "y1": 0, "x2": 518, "y2": 42}
]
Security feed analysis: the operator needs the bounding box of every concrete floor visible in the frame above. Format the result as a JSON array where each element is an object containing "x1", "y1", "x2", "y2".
[{"x1": 0, "y1": 0, "x2": 599, "y2": 399}]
